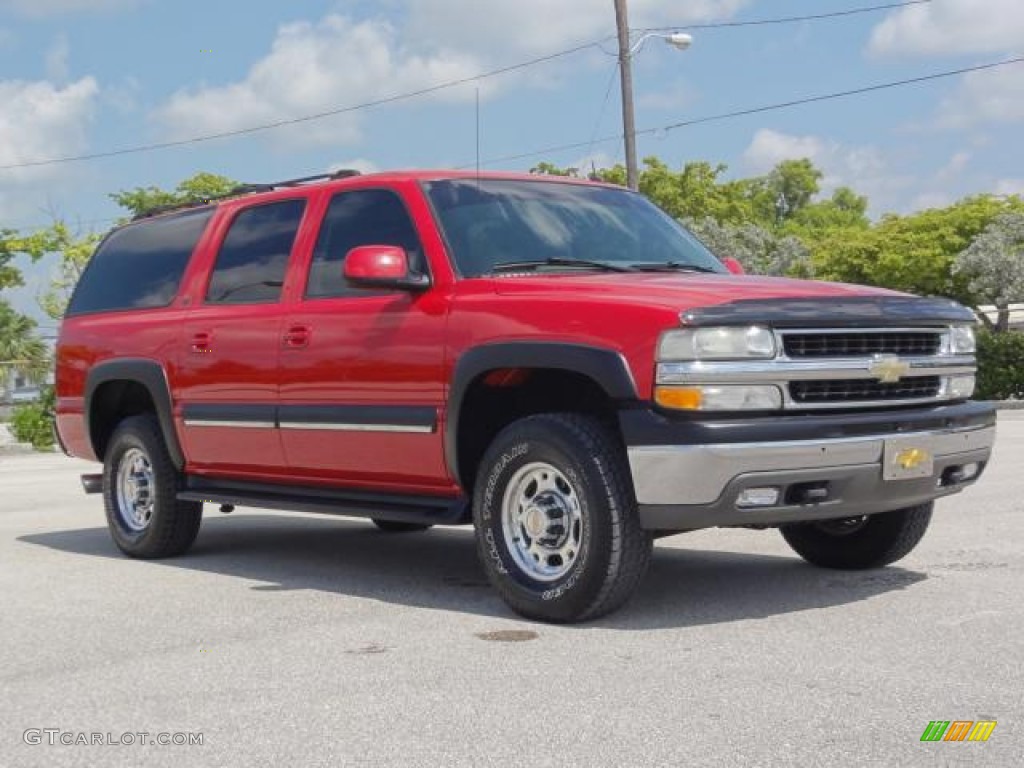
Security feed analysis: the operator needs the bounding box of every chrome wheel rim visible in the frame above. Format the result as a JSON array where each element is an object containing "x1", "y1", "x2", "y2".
[
  {"x1": 115, "y1": 448, "x2": 155, "y2": 532},
  {"x1": 500, "y1": 462, "x2": 583, "y2": 583}
]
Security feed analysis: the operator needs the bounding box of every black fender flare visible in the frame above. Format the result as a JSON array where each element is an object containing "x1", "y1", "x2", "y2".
[
  {"x1": 84, "y1": 358, "x2": 184, "y2": 469},
  {"x1": 444, "y1": 342, "x2": 639, "y2": 487}
]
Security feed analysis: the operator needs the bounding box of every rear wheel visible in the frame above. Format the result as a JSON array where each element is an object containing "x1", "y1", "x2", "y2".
[
  {"x1": 780, "y1": 503, "x2": 933, "y2": 570},
  {"x1": 473, "y1": 413, "x2": 651, "y2": 623},
  {"x1": 371, "y1": 519, "x2": 432, "y2": 533},
  {"x1": 103, "y1": 414, "x2": 202, "y2": 558}
]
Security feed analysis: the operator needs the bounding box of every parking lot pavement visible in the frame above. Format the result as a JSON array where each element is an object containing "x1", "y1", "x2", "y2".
[{"x1": 2, "y1": 413, "x2": 1022, "y2": 768}]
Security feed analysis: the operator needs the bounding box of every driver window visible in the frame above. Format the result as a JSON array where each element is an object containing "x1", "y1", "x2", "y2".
[{"x1": 306, "y1": 189, "x2": 423, "y2": 299}]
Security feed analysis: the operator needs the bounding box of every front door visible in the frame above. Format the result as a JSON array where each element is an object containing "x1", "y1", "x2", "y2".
[{"x1": 277, "y1": 187, "x2": 450, "y2": 494}]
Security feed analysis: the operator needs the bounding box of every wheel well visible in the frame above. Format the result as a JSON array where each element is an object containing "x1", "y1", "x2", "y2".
[
  {"x1": 455, "y1": 368, "x2": 621, "y2": 493},
  {"x1": 89, "y1": 380, "x2": 157, "y2": 461}
]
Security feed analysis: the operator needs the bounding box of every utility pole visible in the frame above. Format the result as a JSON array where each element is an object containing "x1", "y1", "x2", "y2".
[{"x1": 614, "y1": 0, "x2": 639, "y2": 191}]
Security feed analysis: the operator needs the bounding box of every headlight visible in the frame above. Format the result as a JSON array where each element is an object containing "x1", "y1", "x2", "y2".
[
  {"x1": 657, "y1": 326, "x2": 776, "y2": 361},
  {"x1": 949, "y1": 325, "x2": 976, "y2": 355},
  {"x1": 654, "y1": 384, "x2": 783, "y2": 411}
]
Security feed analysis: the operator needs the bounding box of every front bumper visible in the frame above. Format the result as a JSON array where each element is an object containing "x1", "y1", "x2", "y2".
[{"x1": 619, "y1": 401, "x2": 996, "y2": 531}]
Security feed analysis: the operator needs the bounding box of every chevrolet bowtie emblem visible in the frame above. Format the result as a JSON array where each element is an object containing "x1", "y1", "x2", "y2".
[
  {"x1": 868, "y1": 354, "x2": 911, "y2": 384},
  {"x1": 895, "y1": 448, "x2": 930, "y2": 470}
]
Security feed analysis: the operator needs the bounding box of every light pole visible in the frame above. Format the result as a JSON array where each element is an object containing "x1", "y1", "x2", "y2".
[{"x1": 613, "y1": 0, "x2": 692, "y2": 190}]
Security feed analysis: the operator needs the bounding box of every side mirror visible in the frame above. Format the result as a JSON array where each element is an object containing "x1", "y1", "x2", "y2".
[
  {"x1": 343, "y1": 245, "x2": 430, "y2": 291},
  {"x1": 722, "y1": 257, "x2": 745, "y2": 275}
]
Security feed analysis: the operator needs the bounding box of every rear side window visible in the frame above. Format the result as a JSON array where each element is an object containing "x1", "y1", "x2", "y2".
[
  {"x1": 306, "y1": 189, "x2": 422, "y2": 298},
  {"x1": 66, "y1": 207, "x2": 214, "y2": 316},
  {"x1": 206, "y1": 199, "x2": 306, "y2": 304}
]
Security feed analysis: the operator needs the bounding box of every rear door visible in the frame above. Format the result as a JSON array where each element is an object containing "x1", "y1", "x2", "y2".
[
  {"x1": 176, "y1": 198, "x2": 309, "y2": 479},
  {"x1": 277, "y1": 185, "x2": 450, "y2": 493}
]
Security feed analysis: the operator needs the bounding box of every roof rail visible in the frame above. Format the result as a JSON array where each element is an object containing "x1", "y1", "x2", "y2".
[{"x1": 131, "y1": 169, "x2": 363, "y2": 221}]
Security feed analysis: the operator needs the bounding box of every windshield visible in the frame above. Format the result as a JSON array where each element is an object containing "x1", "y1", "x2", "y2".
[{"x1": 423, "y1": 178, "x2": 725, "y2": 278}]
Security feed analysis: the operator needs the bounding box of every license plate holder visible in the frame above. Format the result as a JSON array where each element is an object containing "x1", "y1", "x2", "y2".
[{"x1": 883, "y1": 437, "x2": 935, "y2": 481}]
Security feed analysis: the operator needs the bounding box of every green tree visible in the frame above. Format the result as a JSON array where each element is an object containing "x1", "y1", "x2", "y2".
[
  {"x1": 110, "y1": 171, "x2": 239, "y2": 219},
  {"x1": 1, "y1": 230, "x2": 25, "y2": 290},
  {"x1": 687, "y1": 217, "x2": 812, "y2": 277},
  {"x1": 788, "y1": 187, "x2": 870, "y2": 234},
  {"x1": 0, "y1": 299, "x2": 49, "y2": 395},
  {"x1": 953, "y1": 212, "x2": 1024, "y2": 331},
  {"x1": 530, "y1": 162, "x2": 580, "y2": 177},
  {"x1": 10, "y1": 223, "x2": 102, "y2": 321},
  {"x1": 813, "y1": 195, "x2": 1024, "y2": 303},
  {"x1": 747, "y1": 158, "x2": 824, "y2": 225}
]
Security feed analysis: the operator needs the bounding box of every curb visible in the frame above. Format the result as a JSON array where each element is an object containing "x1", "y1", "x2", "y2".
[{"x1": 992, "y1": 400, "x2": 1024, "y2": 410}]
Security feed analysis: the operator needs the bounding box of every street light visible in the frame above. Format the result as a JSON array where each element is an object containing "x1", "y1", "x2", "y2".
[{"x1": 614, "y1": 0, "x2": 693, "y2": 190}]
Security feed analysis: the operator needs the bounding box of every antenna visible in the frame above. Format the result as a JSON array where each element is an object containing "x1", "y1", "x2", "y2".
[{"x1": 475, "y1": 87, "x2": 481, "y2": 180}]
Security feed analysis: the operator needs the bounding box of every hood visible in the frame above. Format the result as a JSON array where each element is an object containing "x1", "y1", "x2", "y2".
[{"x1": 488, "y1": 272, "x2": 902, "y2": 310}]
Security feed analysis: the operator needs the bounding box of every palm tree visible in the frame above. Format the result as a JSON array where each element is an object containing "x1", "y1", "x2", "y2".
[{"x1": 0, "y1": 300, "x2": 49, "y2": 397}]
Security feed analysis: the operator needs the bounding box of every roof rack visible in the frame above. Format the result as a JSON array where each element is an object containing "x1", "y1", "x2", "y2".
[{"x1": 131, "y1": 169, "x2": 362, "y2": 221}]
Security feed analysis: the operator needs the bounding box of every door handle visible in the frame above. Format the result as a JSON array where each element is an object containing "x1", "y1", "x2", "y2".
[
  {"x1": 283, "y1": 324, "x2": 311, "y2": 349},
  {"x1": 190, "y1": 332, "x2": 212, "y2": 354}
]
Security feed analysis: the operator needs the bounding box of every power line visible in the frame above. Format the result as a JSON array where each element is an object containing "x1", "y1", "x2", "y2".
[
  {"x1": 0, "y1": 40, "x2": 603, "y2": 173},
  {"x1": 0, "y1": 0, "x2": 933, "y2": 174},
  {"x1": 643, "y1": 0, "x2": 932, "y2": 32},
  {"x1": 464, "y1": 56, "x2": 1024, "y2": 168}
]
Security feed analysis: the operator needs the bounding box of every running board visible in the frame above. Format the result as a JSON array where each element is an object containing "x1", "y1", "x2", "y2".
[{"x1": 178, "y1": 476, "x2": 469, "y2": 526}]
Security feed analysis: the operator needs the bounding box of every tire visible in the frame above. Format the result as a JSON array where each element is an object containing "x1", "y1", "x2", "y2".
[
  {"x1": 372, "y1": 519, "x2": 432, "y2": 533},
  {"x1": 780, "y1": 503, "x2": 933, "y2": 570},
  {"x1": 473, "y1": 413, "x2": 652, "y2": 623},
  {"x1": 102, "y1": 414, "x2": 202, "y2": 558}
]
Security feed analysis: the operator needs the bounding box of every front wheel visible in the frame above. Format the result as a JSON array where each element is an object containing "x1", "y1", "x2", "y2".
[
  {"x1": 473, "y1": 413, "x2": 651, "y2": 623},
  {"x1": 780, "y1": 503, "x2": 933, "y2": 570},
  {"x1": 103, "y1": 414, "x2": 202, "y2": 558}
]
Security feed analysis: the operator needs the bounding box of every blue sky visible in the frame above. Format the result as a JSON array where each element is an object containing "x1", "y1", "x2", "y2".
[{"x1": 1, "y1": 0, "x2": 1022, "y2": 326}]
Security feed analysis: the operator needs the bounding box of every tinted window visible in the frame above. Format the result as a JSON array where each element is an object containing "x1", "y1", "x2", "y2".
[
  {"x1": 67, "y1": 207, "x2": 214, "y2": 316},
  {"x1": 306, "y1": 189, "x2": 422, "y2": 298},
  {"x1": 206, "y1": 200, "x2": 306, "y2": 304},
  {"x1": 424, "y1": 179, "x2": 723, "y2": 277}
]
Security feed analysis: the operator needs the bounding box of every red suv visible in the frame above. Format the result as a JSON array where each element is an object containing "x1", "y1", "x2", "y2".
[{"x1": 55, "y1": 170, "x2": 995, "y2": 622}]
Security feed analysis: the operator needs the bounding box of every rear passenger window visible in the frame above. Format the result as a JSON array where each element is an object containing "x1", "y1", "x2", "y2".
[
  {"x1": 306, "y1": 189, "x2": 422, "y2": 299},
  {"x1": 66, "y1": 207, "x2": 214, "y2": 316},
  {"x1": 206, "y1": 200, "x2": 306, "y2": 304}
]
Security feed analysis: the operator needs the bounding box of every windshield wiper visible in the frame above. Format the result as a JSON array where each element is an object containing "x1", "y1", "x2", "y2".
[
  {"x1": 490, "y1": 257, "x2": 632, "y2": 274},
  {"x1": 629, "y1": 261, "x2": 720, "y2": 274}
]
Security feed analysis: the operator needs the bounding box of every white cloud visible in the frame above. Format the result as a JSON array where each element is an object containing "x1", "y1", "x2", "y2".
[
  {"x1": 868, "y1": 0, "x2": 1024, "y2": 57},
  {"x1": 154, "y1": 15, "x2": 486, "y2": 149},
  {"x1": 0, "y1": 77, "x2": 97, "y2": 180},
  {"x1": 742, "y1": 129, "x2": 825, "y2": 172},
  {"x1": 939, "y1": 65, "x2": 1024, "y2": 127},
  {"x1": 995, "y1": 179, "x2": 1024, "y2": 196},
  {"x1": 45, "y1": 33, "x2": 70, "y2": 82},
  {"x1": 405, "y1": 0, "x2": 749, "y2": 57},
  {"x1": 0, "y1": 0, "x2": 136, "y2": 16},
  {"x1": 934, "y1": 150, "x2": 971, "y2": 182},
  {"x1": 0, "y1": 77, "x2": 98, "y2": 219},
  {"x1": 742, "y1": 129, "x2": 914, "y2": 213}
]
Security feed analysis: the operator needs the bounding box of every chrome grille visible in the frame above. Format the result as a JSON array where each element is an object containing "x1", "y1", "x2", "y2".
[
  {"x1": 790, "y1": 376, "x2": 942, "y2": 404},
  {"x1": 783, "y1": 331, "x2": 941, "y2": 358}
]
